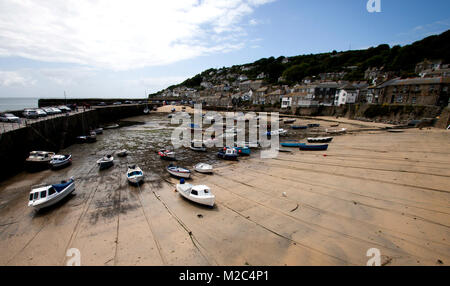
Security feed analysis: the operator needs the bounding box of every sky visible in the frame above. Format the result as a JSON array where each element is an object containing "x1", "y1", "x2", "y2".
[{"x1": 0, "y1": 0, "x2": 449, "y2": 99}]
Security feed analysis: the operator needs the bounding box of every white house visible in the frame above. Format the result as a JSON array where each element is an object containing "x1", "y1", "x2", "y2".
[
  {"x1": 281, "y1": 96, "x2": 292, "y2": 109},
  {"x1": 334, "y1": 85, "x2": 359, "y2": 106}
]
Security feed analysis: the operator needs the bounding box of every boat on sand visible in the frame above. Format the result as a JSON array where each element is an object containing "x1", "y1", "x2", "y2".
[
  {"x1": 28, "y1": 177, "x2": 75, "y2": 210},
  {"x1": 127, "y1": 165, "x2": 144, "y2": 185},
  {"x1": 193, "y1": 163, "x2": 213, "y2": 174},
  {"x1": 176, "y1": 182, "x2": 215, "y2": 207}
]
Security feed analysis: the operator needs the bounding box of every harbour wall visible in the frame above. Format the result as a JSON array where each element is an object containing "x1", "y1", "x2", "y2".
[{"x1": 0, "y1": 104, "x2": 149, "y2": 181}]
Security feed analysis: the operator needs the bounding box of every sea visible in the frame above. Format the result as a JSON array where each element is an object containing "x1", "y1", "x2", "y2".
[{"x1": 0, "y1": 97, "x2": 38, "y2": 112}]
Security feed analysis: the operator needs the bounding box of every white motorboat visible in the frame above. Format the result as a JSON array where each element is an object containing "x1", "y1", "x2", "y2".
[
  {"x1": 25, "y1": 151, "x2": 55, "y2": 171},
  {"x1": 167, "y1": 164, "x2": 191, "y2": 178},
  {"x1": 265, "y1": 129, "x2": 288, "y2": 136},
  {"x1": 50, "y1": 154, "x2": 72, "y2": 169},
  {"x1": 97, "y1": 155, "x2": 114, "y2": 170},
  {"x1": 190, "y1": 141, "x2": 207, "y2": 152},
  {"x1": 193, "y1": 163, "x2": 213, "y2": 174},
  {"x1": 307, "y1": 137, "x2": 333, "y2": 143},
  {"x1": 127, "y1": 165, "x2": 144, "y2": 184},
  {"x1": 176, "y1": 183, "x2": 215, "y2": 207},
  {"x1": 28, "y1": 177, "x2": 75, "y2": 210},
  {"x1": 117, "y1": 149, "x2": 128, "y2": 157}
]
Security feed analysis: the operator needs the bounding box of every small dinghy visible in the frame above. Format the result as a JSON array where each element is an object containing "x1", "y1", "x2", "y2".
[
  {"x1": 167, "y1": 164, "x2": 191, "y2": 178},
  {"x1": 283, "y1": 119, "x2": 296, "y2": 124},
  {"x1": 217, "y1": 147, "x2": 238, "y2": 160},
  {"x1": 307, "y1": 137, "x2": 333, "y2": 143},
  {"x1": 292, "y1": 125, "x2": 308, "y2": 130},
  {"x1": 234, "y1": 146, "x2": 251, "y2": 156},
  {"x1": 190, "y1": 141, "x2": 207, "y2": 152},
  {"x1": 194, "y1": 163, "x2": 213, "y2": 174},
  {"x1": 326, "y1": 128, "x2": 347, "y2": 135},
  {"x1": 281, "y1": 142, "x2": 306, "y2": 148},
  {"x1": 28, "y1": 177, "x2": 75, "y2": 210},
  {"x1": 127, "y1": 165, "x2": 144, "y2": 185},
  {"x1": 277, "y1": 148, "x2": 292, "y2": 153},
  {"x1": 117, "y1": 149, "x2": 128, "y2": 157},
  {"x1": 176, "y1": 181, "x2": 215, "y2": 207},
  {"x1": 299, "y1": 144, "x2": 329, "y2": 151},
  {"x1": 158, "y1": 149, "x2": 176, "y2": 160},
  {"x1": 97, "y1": 155, "x2": 114, "y2": 170},
  {"x1": 266, "y1": 129, "x2": 288, "y2": 136},
  {"x1": 50, "y1": 154, "x2": 72, "y2": 169},
  {"x1": 307, "y1": 123, "x2": 320, "y2": 128}
]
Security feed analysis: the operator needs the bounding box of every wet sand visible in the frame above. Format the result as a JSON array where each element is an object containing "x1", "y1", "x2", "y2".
[{"x1": 0, "y1": 112, "x2": 449, "y2": 266}]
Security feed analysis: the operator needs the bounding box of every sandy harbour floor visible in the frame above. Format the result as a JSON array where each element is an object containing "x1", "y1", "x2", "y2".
[{"x1": 0, "y1": 113, "x2": 449, "y2": 266}]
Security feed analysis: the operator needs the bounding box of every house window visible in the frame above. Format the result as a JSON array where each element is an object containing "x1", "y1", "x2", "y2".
[
  {"x1": 411, "y1": 97, "x2": 417, "y2": 104},
  {"x1": 396, "y1": 95, "x2": 403, "y2": 103}
]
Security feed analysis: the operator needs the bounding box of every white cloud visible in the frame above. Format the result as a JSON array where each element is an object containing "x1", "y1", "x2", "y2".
[
  {"x1": 0, "y1": 0, "x2": 275, "y2": 70},
  {"x1": 0, "y1": 71, "x2": 35, "y2": 87}
]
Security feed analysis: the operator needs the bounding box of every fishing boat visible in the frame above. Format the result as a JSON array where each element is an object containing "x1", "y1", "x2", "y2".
[
  {"x1": 283, "y1": 119, "x2": 296, "y2": 124},
  {"x1": 97, "y1": 155, "x2": 114, "y2": 170},
  {"x1": 281, "y1": 142, "x2": 306, "y2": 148},
  {"x1": 292, "y1": 125, "x2": 308, "y2": 130},
  {"x1": 167, "y1": 164, "x2": 191, "y2": 178},
  {"x1": 326, "y1": 128, "x2": 347, "y2": 135},
  {"x1": 25, "y1": 151, "x2": 55, "y2": 171},
  {"x1": 176, "y1": 181, "x2": 215, "y2": 207},
  {"x1": 117, "y1": 149, "x2": 128, "y2": 157},
  {"x1": 299, "y1": 144, "x2": 329, "y2": 151},
  {"x1": 307, "y1": 137, "x2": 333, "y2": 143},
  {"x1": 158, "y1": 149, "x2": 176, "y2": 160},
  {"x1": 28, "y1": 177, "x2": 75, "y2": 210},
  {"x1": 266, "y1": 129, "x2": 288, "y2": 136},
  {"x1": 190, "y1": 141, "x2": 207, "y2": 152},
  {"x1": 193, "y1": 163, "x2": 213, "y2": 174},
  {"x1": 50, "y1": 154, "x2": 72, "y2": 169},
  {"x1": 234, "y1": 146, "x2": 251, "y2": 156},
  {"x1": 217, "y1": 147, "x2": 238, "y2": 160},
  {"x1": 127, "y1": 165, "x2": 144, "y2": 185},
  {"x1": 307, "y1": 123, "x2": 320, "y2": 128}
]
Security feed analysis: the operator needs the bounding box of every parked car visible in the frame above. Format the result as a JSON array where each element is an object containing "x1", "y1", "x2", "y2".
[
  {"x1": 124, "y1": 100, "x2": 132, "y2": 104},
  {"x1": 50, "y1": 107, "x2": 62, "y2": 114},
  {"x1": 35, "y1": 109, "x2": 47, "y2": 117},
  {"x1": 23, "y1": 109, "x2": 39, "y2": 119},
  {"x1": 97, "y1": 102, "x2": 107, "y2": 106},
  {"x1": 0, "y1": 113, "x2": 21, "y2": 123},
  {"x1": 43, "y1": 107, "x2": 56, "y2": 115},
  {"x1": 58, "y1": 105, "x2": 71, "y2": 113},
  {"x1": 113, "y1": 102, "x2": 122, "y2": 105}
]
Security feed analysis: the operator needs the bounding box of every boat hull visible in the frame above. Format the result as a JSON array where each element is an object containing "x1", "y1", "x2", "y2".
[
  {"x1": 281, "y1": 143, "x2": 305, "y2": 148},
  {"x1": 307, "y1": 137, "x2": 333, "y2": 143},
  {"x1": 299, "y1": 144, "x2": 329, "y2": 151}
]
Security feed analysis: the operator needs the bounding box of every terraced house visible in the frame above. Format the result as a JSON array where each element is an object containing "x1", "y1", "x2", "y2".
[{"x1": 378, "y1": 77, "x2": 450, "y2": 106}]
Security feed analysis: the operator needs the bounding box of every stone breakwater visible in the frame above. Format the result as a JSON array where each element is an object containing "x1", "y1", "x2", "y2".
[{"x1": 0, "y1": 104, "x2": 149, "y2": 181}]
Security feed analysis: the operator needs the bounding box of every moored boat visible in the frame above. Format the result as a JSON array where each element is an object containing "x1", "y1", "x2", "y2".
[
  {"x1": 93, "y1": 128, "x2": 103, "y2": 135},
  {"x1": 307, "y1": 123, "x2": 320, "y2": 128},
  {"x1": 281, "y1": 142, "x2": 306, "y2": 148},
  {"x1": 117, "y1": 149, "x2": 128, "y2": 157},
  {"x1": 234, "y1": 146, "x2": 251, "y2": 156},
  {"x1": 326, "y1": 128, "x2": 347, "y2": 135},
  {"x1": 307, "y1": 137, "x2": 333, "y2": 143},
  {"x1": 292, "y1": 125, "x2": 308, "y2": 130},
  {"x1": 127, "y1": 165, "x2": 144, "y2": 185},
  {"x1": 97, "y1": 155, "x2": 114, "y2": 170},
  {"x1": 25, "y1": 151, "x2": 55, "y2": 171},
  {"x1": 283, "y1": 119, "x2": 296, "y2": 124},
  {"x1": 299, "y1": 144, "x2": 329, "y2": 151},
  {"x1": 28, "y1": 177, "x2": 75, "y2": 210},
  {"x1": 190, "y1": 141, "x2": 207, "y2": 152},
  {"x1": 217, "y1": 147, "x2": 238, "y2": 160},
  {"x1": 176, "y1": 182, "x2": 215, "y2": 207},
  {"x1": 158, "y1": 149, "x2": 176, "y2": 160},
  {"x1": 167, "y1": 164, "x2": 191, "y2": 178},
  {"x1": 50, "y1": 154, "x2": 72, "y2": 169},
  {"x1": 104, "y1": 124, "x2": 120, "y2": 130},
  {"x1": 193, "y1": 163, "x2": 213, "y2": 174}
]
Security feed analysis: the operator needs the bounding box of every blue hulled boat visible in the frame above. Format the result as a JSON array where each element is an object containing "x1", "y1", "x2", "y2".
[
  {"x1": 299, "y1": 144, "x2": 329, "y2": 151},
  {"x1": 234, "y1": 146, "x2": 251, "y2": 156},
  {"x1": 280, "y1": 142, "x2": 306, "y2": 148},
  {"x1": 292, "y1": 125, "x2": 308, "y2": 130}
]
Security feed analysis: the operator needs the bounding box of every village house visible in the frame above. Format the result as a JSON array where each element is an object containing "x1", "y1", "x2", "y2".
[
  {"x1": 265, "y1": 88, "x2": 285, "y2": 105},
  {"x1": 238, "y1": 74, "x2": 248, "y2": 81},
  {"x1": 415, "y1": 59, "x2": 442, "y2": 74},
  {"x1": 378, "y1": 77, "x2": 450, "y2": 106},
  {"x1": 334, "y1": 84, "x2": 359, "y2": 106}
]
